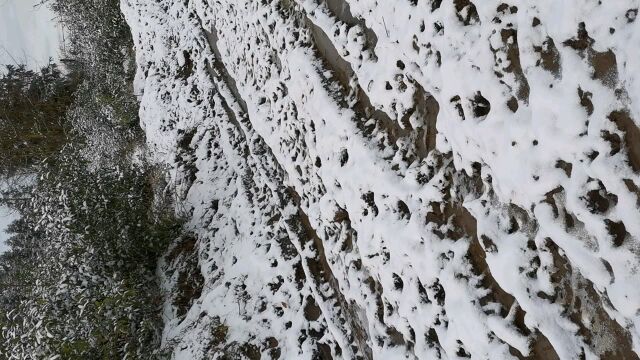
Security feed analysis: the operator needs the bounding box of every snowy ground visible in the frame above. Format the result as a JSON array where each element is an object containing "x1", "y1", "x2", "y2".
[{"x1": 122, "y1": 0, "x2": 640, "y2": 358}]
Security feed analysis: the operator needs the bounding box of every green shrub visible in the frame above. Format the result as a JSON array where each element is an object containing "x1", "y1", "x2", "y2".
[
  {"x1": 0, "y1": 0, "x2": 178, "y2": 358},
  {"x1": 0, "y1": 147, "x2": 182, "y2": 358},
  {"x1": 0, "y1": 63, "x2": 79, "y2": 177}
]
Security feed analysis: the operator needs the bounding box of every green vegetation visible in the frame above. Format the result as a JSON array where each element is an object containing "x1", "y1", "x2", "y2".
[
  {"x1": 1, "y1": 151, "x2": 180, "y2": 358},
  {"x1": 0, "y1": 63, "x2": 79, "y2": 177},
  {"x1": 0, "y1": 0, "x2": 180, "y2": 358}
]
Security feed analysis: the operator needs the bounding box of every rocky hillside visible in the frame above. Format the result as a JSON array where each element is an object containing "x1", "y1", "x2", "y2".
[{"x1": 122, "y1": 0, "x2": 640, "y2": 358}]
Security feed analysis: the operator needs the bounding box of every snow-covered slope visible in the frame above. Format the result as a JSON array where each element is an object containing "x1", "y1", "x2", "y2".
[{"x1": 122, "y1": 0, "x2": 640, "y2": 358}]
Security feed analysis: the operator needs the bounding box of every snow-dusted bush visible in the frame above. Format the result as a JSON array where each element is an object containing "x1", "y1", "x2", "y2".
[
  {"x1": 0, "y1": 0, "x2": 180, "y2": 358},
  {"x1": 0, "y1": 146, "x2": 180, "y2": 358},
  {"x1": 0, "y1": 63, "x2": 79, "y2": 177},
  {"x1": 47, "y1": 0, "x2": 141, "y2": 156}
]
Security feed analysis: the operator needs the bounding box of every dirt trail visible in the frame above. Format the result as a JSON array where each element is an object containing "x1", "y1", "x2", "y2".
[{"x1": 203, "y1": 27, "x2": 249, "y2": 115}]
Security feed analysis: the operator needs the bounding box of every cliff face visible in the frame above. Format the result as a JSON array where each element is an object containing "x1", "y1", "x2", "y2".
[{"x1": 122, "y1": 0, "x2": 640, "y2": 358}]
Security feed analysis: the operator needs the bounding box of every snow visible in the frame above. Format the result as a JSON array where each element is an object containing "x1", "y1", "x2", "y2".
[
  {"x1": 0, "y1": 178, "x2": 21, "y2": 255},
  {"x1": 0, "y1": 0, "x2": 64, "y2": 69},
  {"x1": 0, "y1": 205, "x2": 16, "y2": 254},
  {"x1": 122, "y1": 0, "x2": 640, "y2": 358}
]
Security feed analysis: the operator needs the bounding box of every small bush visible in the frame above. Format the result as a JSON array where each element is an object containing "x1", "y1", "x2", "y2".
[
  {"x1": 0, "y1": 148, "x2": 183, "y2": 358},
  {"x1": 0, "y1": 63, "x2": 79, "y2": 177}
]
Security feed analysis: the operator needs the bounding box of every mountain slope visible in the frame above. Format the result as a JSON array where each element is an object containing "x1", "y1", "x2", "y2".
[{"x1": 122, "y1": 0, "x2": 640, "y2": 358}]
